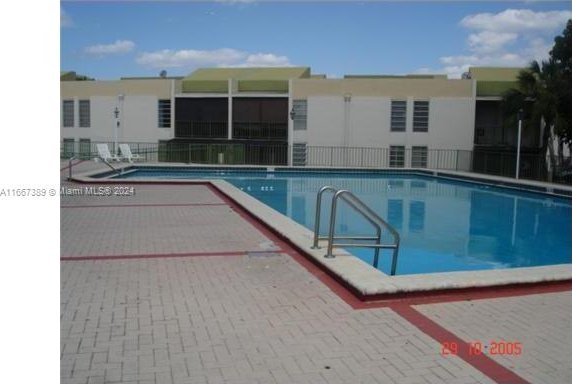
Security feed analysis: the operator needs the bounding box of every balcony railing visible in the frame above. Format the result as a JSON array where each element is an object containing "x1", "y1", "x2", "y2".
[
  {"x1": 232, "y1": 121, "x2": 287, "y2": 140},
  {"x1": 175, "y1": 121, "x2": 228, "y2": 138}
]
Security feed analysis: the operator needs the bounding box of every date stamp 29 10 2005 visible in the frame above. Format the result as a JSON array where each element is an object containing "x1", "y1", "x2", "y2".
[{"x1": 441, "y1": 341, "x2": 522, "y2": 356}]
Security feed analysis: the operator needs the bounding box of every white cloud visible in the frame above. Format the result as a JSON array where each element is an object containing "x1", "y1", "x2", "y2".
[
  {"x1": 61, "y1": 8, "x2": 72, "y2": 28},
  {"x1": 467, "y1": 31, "x2": 518, "y2": 54},
  {"x1": 136, "y1": 48, "x2": 245, "y2": 68},
  {"x1": 414, "y1": 67, "x2": 432, "y2": 74},
  {"x1": 84, "y1": 40, "x2": 136, "y2": 56},
  {"x1": 440, "y1": 55, "x2": 479, "y2": 66},
  {"x1": 240, "y1": 53, "x2": 291, "y2": 67},
  {"x1": 525, "y1": 37, "x2": 553, "y2": 63},
  {"x1": 423, "y1": 8, "x2": 571, "y2": 78},
  {"x1": 439, "y1": 53, "x2": 528, "y2": 79},
  {"x1": 461, "y1": 9, "x2": 572, "y2": 33},
  {"x1": 136, "y1": 48, "x2": 292, "y2": 69}
]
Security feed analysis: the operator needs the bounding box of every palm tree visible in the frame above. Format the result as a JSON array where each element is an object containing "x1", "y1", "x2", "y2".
[
  {"x1": 503, "y1": 21, "x2": 572, "y2": 182},
  {"x1": 502, "y1": 60, "x2": 559, "y2": 180}
]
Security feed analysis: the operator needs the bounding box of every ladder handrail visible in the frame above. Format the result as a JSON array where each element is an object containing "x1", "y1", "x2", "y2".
[
  {"x1": 99, "y1": 157, "x2": 123, "y2": 175},
  {"x1": 337, "y1": 190, "x2": 400, "y2": 242},
  {"x1": 312, "y1": 186, "x2": 338, "y2": 248},
  {"x1": 312, "y1": 185, "x2": 401, "y2": 275}
]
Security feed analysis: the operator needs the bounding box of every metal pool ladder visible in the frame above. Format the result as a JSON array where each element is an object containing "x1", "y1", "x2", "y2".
[{"x1": 312, "y1": 186, "x2": 401, "y2": 275}]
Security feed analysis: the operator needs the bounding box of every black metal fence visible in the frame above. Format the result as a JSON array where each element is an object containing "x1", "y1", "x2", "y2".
[
  {"x1": 174, "y1": 121, "x2": 228, "y2": 138},
  {"x1": 233, "y1": 121, "x2": 287, "y2": 140},
  {"x1": 303, "y1": 146, "x2": 474, "y2": 171},
  {"x1": 60, "y1": 141, "x2": 572, "y2": 185}
]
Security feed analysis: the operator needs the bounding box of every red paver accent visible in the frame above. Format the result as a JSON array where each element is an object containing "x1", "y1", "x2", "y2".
[
  {"x1": 61, "y1": 202, "x2": 226, "y2": 209},
  {"x1": 391, "y1": 304, "x2": 531, "y2": 384},
  {"x1": 61, "y1": 250, "x2": 250, "y2": 261}
]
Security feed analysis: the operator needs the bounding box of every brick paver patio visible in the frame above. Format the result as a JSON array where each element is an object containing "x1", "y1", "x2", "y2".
[{"x1": 60, "y1": 160, "x2": 572, "y2": 384}]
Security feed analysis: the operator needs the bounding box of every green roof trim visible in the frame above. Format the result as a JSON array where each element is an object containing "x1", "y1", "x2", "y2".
[
  {"x1": 344, "y1": 74, "x2": 447, "y2": 79},
  {"x1": 121, "y1": 76, "x2": 184, "y2": 80},
  {"x1": 61, "y1": 71, "x2": 79, "y2": 81},
  {"x1": 181, "y1": 67, "x2": 310, "y2": 93},
  {"x1": 61, "y1": 71, "x2": 94, "y2": 81},
  {"x1": 238, "y1": 80, "x2": 289, "y2": 93},
  {"x1": 469, "y1": 67, "x2": 523, "y2": 81},
  {"x1": 181, "y1": 80, "x2": 228, "y2": 93},
  {"x1": 476, "y1": 81, "x2": 519, "y2": 97}
]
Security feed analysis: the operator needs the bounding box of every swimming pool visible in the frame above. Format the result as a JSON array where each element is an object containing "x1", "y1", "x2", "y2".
[{"x1": 114, "y1": 167, "x2": 572, "y2": 276}]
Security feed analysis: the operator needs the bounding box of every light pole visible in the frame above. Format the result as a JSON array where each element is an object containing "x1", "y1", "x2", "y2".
[
  {"x1": 515, "y1": 109, "x2": 523, "y2": 179},
  {"x1": 113, "y1": 94, "x2": 124, "y2": 156}
]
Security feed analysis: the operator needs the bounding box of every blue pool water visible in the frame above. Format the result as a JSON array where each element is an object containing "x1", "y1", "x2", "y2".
[{"x1": 117, "y1": 168, "x2": 572, "y2": 275}]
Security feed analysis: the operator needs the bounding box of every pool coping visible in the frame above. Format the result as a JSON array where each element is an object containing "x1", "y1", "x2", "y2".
[{"x1": 70, "y1": 163, "x2": 572, "y2": 299}]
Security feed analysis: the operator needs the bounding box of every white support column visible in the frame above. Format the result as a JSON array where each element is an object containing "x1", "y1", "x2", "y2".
[
  {"x1": 170, "y1": 79, "x2": 175, "y2": 139},
  {"x1": 228, "y1": 79, "x2": 233, "y2": 140},
  {"x1": 470, "y1": 78, "x2": 477, "y2": 147},
  {"x1": 515, "y1": 109, "x2": 523, "y2": 179},
  {"x1": 343, "y1": 93, "x2": 351, "y2": 147},
  {"x1": 288, "y1": 78, "x2": 294, "y2": 166}
]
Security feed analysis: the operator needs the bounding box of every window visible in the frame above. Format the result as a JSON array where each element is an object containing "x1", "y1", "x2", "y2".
[
  {"x1": 390, "y1": 100, "x2": 406, "y2": 132},
  {"x1": 389, "y1": 146, "x2": 405, "y2": 168},
  {"x1": 158, "y1": 99, "x2": 171, "y2": 128},
  {"x1": 292, "y1": 143, "x2": 307, "y2": 166},
  {"x1": 79, "y1": 100, "x2": 90, "y2": 127},
  {"x1": 387, "y1": 199, "x2": 403, "y2": 230},
  {"x1": 292, "y1": 100, "x2": 307, "y2": 131},
  {"x1": 232, "y1": 98, "x2": 287, "y2": 140},
  {"x1": 411, "y1": 146, "x2": 428, "y2": 168},
  {"x1": 413, "y1": 100, "x2": 429, "y2": 132},
  {"x1": 409, "y1": 201, "x2": 425, "y2": 232},
  {"x1": 62, "y1": 138, "x2": 75, "y2": 158},
  {"x1": 63, "y1": 100, "x2": 74, "y2": 127},
  {"x1": 158, "y1": 140, "x2": 169, "y2": 162},
  {"x1": 79, "y1": 138, "x2": 91, "y2": 160},
  {"x1": 176, "y1": 98, "x2": 227, "y2": 138}
]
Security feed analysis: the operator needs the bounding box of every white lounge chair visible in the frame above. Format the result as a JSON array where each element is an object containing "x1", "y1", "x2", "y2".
[
  {"x1": 119, "y1": 144, "x2": 143, "y2": 163},
  {"x1": 96, "y1": 143, "x2": 121, "y2": 162}
]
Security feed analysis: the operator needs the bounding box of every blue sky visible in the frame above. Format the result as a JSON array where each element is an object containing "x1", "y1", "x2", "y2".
[{"x1": 61, "y1": 1, "x2": 572, "y2": 80}]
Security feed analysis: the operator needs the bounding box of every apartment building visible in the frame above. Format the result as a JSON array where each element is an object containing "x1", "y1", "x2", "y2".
[{"x1": 61, "y1": 66, "x2": 532, "y2": 168}]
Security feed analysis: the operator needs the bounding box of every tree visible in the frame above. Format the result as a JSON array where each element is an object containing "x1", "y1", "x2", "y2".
[
  {"x1": 502, "y1": 20, "x2": 572, "y2": 181},
  {"x1": 550, "y1": 19, "x2": 572, "y2": 146}
]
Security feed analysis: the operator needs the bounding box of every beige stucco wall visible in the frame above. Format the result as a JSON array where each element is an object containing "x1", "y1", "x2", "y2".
[
  {"x1": 61, "y1": 79, "x2": 173, "y2": 99},
  {"x1": 60, "y1": 95, "x2": 173, "y2": 143},
  {"x1": 61, "y1": 80, "x2": 174, "y2": 143},
  {"x1": 300, "y1": 95, "x2": 475, "y2": 154}
]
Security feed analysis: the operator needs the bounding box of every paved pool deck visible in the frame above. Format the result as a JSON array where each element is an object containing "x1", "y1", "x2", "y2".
[{"x1": 61, "y1": 160, "x2": 572, "y2": 384}]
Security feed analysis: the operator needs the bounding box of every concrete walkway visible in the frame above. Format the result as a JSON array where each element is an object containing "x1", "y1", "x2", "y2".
[{"x1": 60, "y1": 160, "x2": 572, "y2": 384}]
